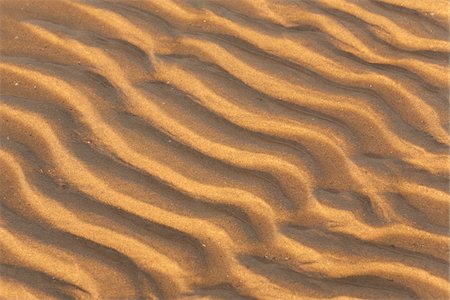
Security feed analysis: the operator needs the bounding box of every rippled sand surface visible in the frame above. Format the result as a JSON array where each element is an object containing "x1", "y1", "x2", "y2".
[{"x1": 1, "y1": 0, "x2": 449, "y2": 299}]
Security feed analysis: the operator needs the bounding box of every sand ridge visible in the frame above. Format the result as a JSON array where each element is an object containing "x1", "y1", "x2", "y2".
[{"x1": 0, "y1": 0, "x2": 449, "y2": 299}]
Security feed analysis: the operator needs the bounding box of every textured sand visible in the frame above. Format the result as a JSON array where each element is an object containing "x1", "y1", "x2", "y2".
[{"x1": 0, "y1": 0, "x2": 449, "y2": 299}]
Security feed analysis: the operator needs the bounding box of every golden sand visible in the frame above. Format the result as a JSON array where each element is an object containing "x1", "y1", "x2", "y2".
[{"x1": 0, "y1": 0, "x2": 449, "y2": 299}]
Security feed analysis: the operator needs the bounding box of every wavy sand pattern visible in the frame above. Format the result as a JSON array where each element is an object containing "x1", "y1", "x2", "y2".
[{"x1": 0, "y1": 0, "x2": 449, "y2": 299}]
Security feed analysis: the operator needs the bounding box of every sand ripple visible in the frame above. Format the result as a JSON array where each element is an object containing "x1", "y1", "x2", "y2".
[{"x1": 1, "y1": 0, "x2": 449, "y2": 299}]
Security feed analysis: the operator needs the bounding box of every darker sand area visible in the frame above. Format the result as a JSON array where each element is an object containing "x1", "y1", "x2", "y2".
[{"x1": 0, "y1": 0, "x2": 449, "y2": 299}]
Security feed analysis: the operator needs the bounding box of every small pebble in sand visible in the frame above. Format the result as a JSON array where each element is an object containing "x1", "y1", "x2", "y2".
[{"x1": 14, "y1": 82, "x2": 19, "y2": 86}]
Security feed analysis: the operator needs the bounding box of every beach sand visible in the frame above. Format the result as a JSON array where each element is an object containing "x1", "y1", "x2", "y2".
[{"x1": 0, "y1": 0, "x2": 449, "y2": 299}]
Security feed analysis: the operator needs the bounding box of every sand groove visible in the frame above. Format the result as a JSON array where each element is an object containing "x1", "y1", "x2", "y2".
[{"x1": 1, "y1": 0, "x2": 449, "y2": 299}]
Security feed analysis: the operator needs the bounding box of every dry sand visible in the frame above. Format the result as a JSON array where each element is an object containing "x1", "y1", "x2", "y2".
[{"x1": 0, "y1": 0, "x2": 449, "y2": 299}]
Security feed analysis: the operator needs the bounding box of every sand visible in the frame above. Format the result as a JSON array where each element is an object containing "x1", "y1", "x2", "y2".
[{"x1": 0, "y1": 0, "x2": 449, "y2": 299}]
